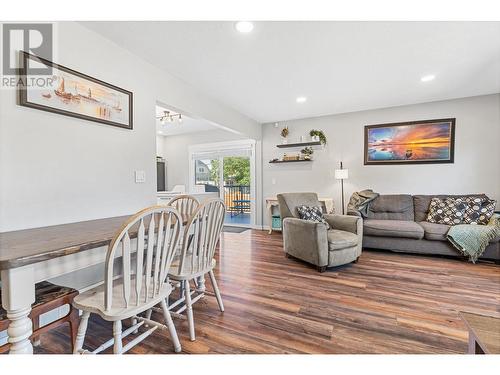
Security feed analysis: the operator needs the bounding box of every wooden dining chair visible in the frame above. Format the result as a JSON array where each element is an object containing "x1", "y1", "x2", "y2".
[
  {"x1": 168, "y1": 198, "x2": 226, "y2": 341},
  {"x1": 167, "y1": 195, "x2": 200, "y2": 218},
  {"x1": 0, "y1": 281, "x2": 79, "y2": 354},
  {"x1": 71, "y1": 206, "x2": 182, "y2": 354},
  {"x1": 143, "y1": 195, "x2": 201, "y2": 324}
]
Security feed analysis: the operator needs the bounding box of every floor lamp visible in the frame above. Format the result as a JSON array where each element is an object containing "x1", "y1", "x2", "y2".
[{"x1": 334, "y1": 162, "x2": 349, "y2": 215}]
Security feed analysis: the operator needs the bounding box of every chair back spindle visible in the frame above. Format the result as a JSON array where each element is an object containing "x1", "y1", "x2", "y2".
[{"x1": 104, "y1": 206, "x2": 182, "y2": 312}]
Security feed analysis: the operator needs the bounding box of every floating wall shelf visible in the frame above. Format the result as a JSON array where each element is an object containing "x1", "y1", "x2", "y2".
[
  {"x1": 269, "y1": 159, "x2": 313, "y2": 164},
  {"x1": 276, "y1": 141, "x2": 322, "y2": 148}
]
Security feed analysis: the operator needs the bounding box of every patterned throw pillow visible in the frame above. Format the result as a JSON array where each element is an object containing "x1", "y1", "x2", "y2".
[
  {"x1": 297, "y1": 205, "x2": 330, "y2": 228},
  {"x1": 426, "y1": 197, "x2": 467, "y2": 225},
  {"x1": 462, "y1": 197, "x2": 497, "y2": 225}
]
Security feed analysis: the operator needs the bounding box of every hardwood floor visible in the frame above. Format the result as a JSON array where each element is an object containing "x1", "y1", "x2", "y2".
[{"x1": 36, "y1": 229, "x2": 499, "y2": 354}]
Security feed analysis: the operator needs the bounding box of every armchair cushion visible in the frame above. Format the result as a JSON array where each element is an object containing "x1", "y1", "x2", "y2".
[{"x1": 327, "y1": 229, "x2": 359, "y2": 250}]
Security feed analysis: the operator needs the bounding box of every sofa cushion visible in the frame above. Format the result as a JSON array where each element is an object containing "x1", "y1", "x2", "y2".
[
  {"x1": 366, "y1": 195, "x2": 414, "y2": 221},
  {"x1": 364, "y1": 219, "x2": 424, "y2": 239},
  {"x1": 418, "y1": 221, "x2": 450, "y2": 241},
  {"x1": 413, "y1": 194, "x2": 488, "y2": 222},
  {"x1": 327, "y1": 229, "x2": 358, "y2": 250}
]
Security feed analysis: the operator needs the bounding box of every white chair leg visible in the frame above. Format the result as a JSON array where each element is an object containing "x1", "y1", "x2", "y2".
[
  {"x1": 132, "y1": 317, "x2": 138, "y2": 334},
  {"x1": 208, "y1": 270, "x2": 224, "y2": 312},
  {"x1": 184, "y1": 280, "x2": 196, "y2": 341},
  {"x1": 161, "y1": 299, "x2": 181, "y2": 353},
  {"x1": 73, "y1": 311, "x2": 90, "y2": 354},
  {"x1": 196, "y1": 275, "x2": 206, "y2": 293},
  {"x1": 143, "y1": 308, "x2": 153, "y2": 328},
  {"x1": 113, "y1": 320, "x2": 123, "y2": 354}
]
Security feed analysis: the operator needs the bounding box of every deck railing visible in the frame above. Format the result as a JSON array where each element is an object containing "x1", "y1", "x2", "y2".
[{"x1": 224, "y1": 185, "x2": 251, "y2": 213}]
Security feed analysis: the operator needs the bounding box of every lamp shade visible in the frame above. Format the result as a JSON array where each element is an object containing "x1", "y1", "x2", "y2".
[{"x1": 334, "y1": 169, "x2": 349, "y2": 180}]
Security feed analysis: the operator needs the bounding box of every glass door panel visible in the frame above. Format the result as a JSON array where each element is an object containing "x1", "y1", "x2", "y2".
[
  {"x1": 223, "y1": 156, "x2": 251, "y2": 226},
  {"x1": 194, "y1": 159, "x2": 220, "y2": 196}
]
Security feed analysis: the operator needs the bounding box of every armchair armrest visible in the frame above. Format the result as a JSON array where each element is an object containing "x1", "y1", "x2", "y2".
[
  {"x1": 282, "y1": 217, "x2": 329, "y2": 267},
  {"x1": 324, "y1": 214, "x2": 362, "y2": 235}
]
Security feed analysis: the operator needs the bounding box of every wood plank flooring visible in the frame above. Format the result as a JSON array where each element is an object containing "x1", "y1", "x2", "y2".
[{"x1": 36, "y1": 230, "x2": 500, "y2": 354}]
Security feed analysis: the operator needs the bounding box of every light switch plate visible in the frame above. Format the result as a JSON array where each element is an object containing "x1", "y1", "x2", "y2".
[{"x1": 135, "y1": 170, "x2": 146, "y2": 183}]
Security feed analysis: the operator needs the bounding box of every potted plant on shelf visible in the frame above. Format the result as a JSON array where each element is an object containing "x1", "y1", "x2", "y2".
[
  {"x1": 309, "y1": 129, "x2": 327, "y2": 145},
  {"x1": 301, "y1": 146, "x2": 314, "y2": 160},
  {"x1": 281, "y1": 126, "x2": 289, "y2": 144}
]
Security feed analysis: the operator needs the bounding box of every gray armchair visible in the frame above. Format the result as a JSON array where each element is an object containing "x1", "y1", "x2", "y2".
[{"x1": 277, "y1": 192, "x2": 363, "y2": 272}]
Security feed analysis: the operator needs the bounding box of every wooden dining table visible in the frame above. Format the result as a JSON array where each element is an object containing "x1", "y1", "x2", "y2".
[{"x1": 0, "y1": 213, "x2": 188, "y2": 354}]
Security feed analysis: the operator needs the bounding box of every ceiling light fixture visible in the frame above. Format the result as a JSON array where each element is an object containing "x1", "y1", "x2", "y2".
[
  {"x1": 420, "y1": 74, "x2": 436, "y2": 82},
  {"x1": 296, "y1": 96, "x2": 307, "y2": 103},
  {"x1": 157, "y1": 110, "x2": 182, "y2": 124},
  {"x1": 235, "y1": 21, "x2": 254, "y2": 33}
]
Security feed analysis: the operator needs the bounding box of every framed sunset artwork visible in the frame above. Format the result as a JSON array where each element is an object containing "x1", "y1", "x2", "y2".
[
  {"x1": 19, "y1": 51, "x2": 133, "y2": 129},
  {"x1": 364, "y1": 118, "x2": 455, "y2": 165}
]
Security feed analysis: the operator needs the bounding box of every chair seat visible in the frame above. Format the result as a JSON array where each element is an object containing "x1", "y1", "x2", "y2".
[
  {"x1": 327, "y1": 229, "x2": 359, "y2": 250},
  {"x1": 0, "y1": 281, "x2": 77, "y2": 322},
  {"x1": 168, "y1": 256, "x2": 216, "y2": 280},
  {"x1": 73, "y1": 277, "x2": 172, "y2": 321}
]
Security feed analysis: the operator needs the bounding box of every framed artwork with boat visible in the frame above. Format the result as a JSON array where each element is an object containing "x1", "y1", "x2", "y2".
[
  {"x1": 19, "y1": 51, "x2": 133, "y2": 129},
  {"x1": 364, "y1": 118, "x2": 455, "y2": 165}
]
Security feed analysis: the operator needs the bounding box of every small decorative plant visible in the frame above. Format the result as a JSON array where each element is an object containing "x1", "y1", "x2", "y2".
[
  {"x1": 301, "y1": 146, "x2": 314, "y2": 160},
  {"x1": 309, "y1": 129, "x2": 327, "y2": 145},
  {"x1": 281, "y1": 126, "x2": 289, "y2": 144}
]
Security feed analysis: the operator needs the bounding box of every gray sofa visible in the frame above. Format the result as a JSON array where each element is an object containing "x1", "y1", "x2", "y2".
[
  {"x1": 350, "y1": 194, "x2": 500, "y2": 262},
  {"x1": 277, "y1": 193, "x2": 363, "y2": 272}
]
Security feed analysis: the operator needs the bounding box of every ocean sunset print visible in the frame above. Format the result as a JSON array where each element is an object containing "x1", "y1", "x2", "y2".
[{"x1": 364, "y1": 119, "x2": 455, "y2": 165}]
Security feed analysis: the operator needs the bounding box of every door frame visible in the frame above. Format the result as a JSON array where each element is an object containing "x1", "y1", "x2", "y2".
[{"x1": 188, "y1": 139, "x2": 256, "y2": 228}]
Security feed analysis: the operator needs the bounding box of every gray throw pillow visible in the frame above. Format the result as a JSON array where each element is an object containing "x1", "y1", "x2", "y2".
[{"x1": 297, "y1": 205, "x2": 330, "y2": 229}]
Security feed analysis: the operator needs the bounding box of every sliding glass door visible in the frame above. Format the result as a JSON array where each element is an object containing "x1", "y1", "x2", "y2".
[{"x1": 191, "y1": 142, "x2": 254, "y2": 227}]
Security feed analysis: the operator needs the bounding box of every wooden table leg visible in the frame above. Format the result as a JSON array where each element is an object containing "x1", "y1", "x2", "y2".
[
  {"x1": 468, "y1": 331, "x2": 484, "y2": 354},
  {"x1": 0, "y1": 265, "x2": 35, "y2": 354}
]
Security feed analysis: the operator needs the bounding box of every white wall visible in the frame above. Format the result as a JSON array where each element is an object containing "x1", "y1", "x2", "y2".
[
  {"x1": 0, "y1": 22, "x2": 260, "y2": 231},
  {"x1": 262, "y1": 94, "x2": 500, "y2": 226}
]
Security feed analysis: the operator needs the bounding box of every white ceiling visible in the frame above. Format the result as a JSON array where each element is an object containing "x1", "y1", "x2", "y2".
[
  {"x1": 83, "y1": 21, "x2": 500, "y2": 123},
  {"x1": 155, "y1": 105, "x2": 217, "y2": 136}
]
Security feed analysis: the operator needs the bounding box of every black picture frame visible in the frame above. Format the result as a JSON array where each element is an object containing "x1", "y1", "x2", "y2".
[
  {"x1": 18, "y1": 51, "x2": 133, "y2": 130},
  {"x1": 364, "y1": 118, "x2": 456, "y2": 165}
]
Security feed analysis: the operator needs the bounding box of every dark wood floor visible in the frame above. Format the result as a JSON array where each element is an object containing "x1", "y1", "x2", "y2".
[{"x1": 36, "y1": 229, "x2": 499, "y2": 354}]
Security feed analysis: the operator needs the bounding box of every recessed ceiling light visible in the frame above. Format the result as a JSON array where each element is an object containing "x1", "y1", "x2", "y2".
[
  {"x1": 296, "y1": 96, "x2": 307, "y2": 103},
  {"x1": 421, "y1": 74, "x2": 436, "y2": 82},
  {"x1": 235, "y1": 21, "x2": 254, "y2": 33}
]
